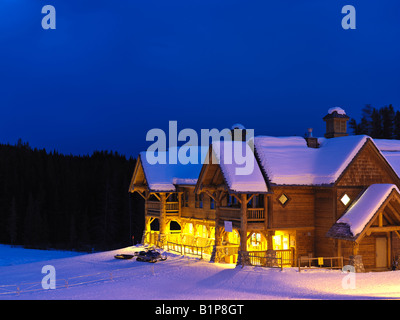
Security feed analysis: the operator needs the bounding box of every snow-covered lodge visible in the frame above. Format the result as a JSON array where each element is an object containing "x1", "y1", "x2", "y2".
[{"x1": 129, "y1": 108, "x2": 400, "y2": 271}]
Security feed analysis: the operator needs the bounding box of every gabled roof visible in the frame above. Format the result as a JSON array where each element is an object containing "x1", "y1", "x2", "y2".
[
  {"x1": 206, "y1": 141, "x2": 268, "y2": 193},
  {"x1": 326, "y1": 184, "x2": 400, "y2": 241},
  {"x1": 375, "y1": 139, "x2": 400, "y2": 178},
  {"x1": 130, "y1": 147, "x2": 207, "y2": 192},
  {"x1": 254, "y1": 135, "x2": 370, "y2": 186},
  {"x1": 130, "y1": 134, "x2": 400, "y2": 193}
]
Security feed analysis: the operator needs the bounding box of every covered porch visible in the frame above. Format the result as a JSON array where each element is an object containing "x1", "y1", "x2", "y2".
[{"x1": 327, "y1": 184, "x2": 400, "y2": 271}]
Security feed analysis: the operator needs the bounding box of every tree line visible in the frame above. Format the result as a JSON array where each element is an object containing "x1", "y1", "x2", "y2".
[
  {"x1": 349, "y1": 104, "x2": 400, "y2": 139},
  {"x1": 0, "y1": 140, "x2": 144, "y2": 252}
]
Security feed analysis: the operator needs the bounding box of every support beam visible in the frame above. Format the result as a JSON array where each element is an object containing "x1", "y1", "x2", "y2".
[
  {"x1": 368, "y1": 226, "x2": 400, "y2": 233},
  {"x1": 240, "y1": 194, "x2": 248, "y2": 253},
  {"x1": 159, "y1": 193, "x2": 167, "y2": 246}
]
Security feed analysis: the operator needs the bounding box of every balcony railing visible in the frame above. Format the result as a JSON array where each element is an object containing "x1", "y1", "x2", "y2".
[
  {"x1": 247, "y1": 208, "x2": 264, "y2": 221},
  {"x1": 166, "y1": 202, "x2": 179, "y2": 212},
  {"x1": 147, "y1": 201, "x2": 160, "y2": 212},
  {"x1": 219, "y1": 207, "x2": 241, "y2": 221},
  {"x1": 219, "y1": 207, "x2": 264, "y2": 222},
  {"x1": 147, "y1": 201, "x2": 179, "y2": 215}
]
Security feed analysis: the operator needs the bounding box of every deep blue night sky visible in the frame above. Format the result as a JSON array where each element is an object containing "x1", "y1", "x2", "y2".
[{"x1": 0, "y1": 1, "x2": 399, "y2": 158}]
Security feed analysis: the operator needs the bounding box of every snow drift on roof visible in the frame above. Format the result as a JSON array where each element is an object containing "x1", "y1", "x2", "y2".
[
  {"x1": 336, "y1": 184, "x2": 399, "y2": 237},
  {"x1": 254, "y1": 135, "x2": 369, "y2": 185},
  {"x1": 374, "y1": 139, "x2": 400, "y2": 178},
  {"x1": 140, "y1": 146, "x2": 208, "y2": 192},
  {"x1": 211, "y1": 141, "x2": 268, "y2": 193},
  {"x1": 328, "y1": 107, "x2": 346, "y2": 115}
]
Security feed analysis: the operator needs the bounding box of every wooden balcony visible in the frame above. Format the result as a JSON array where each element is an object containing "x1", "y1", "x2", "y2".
[
  {"x1": 166, "y1": 202, "x2": 179, "y2": 215},
  {"x1": 146, "y1": 201, "x2": 180, "y2": 216},
  {"x1": 219, "y1": 207, "x2": 241, "y2": 221},
  {"x1": 219, "y1": 207, "x2": 265, "y2": 222},
  {"x1": 247, "y1": 208, "x2": 264, "y2": 221}
]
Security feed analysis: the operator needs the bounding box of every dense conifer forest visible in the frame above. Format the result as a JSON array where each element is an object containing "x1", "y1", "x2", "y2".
[
  {"x1": 0, "y1": 140, "x2": 144, "y2": 252},
  {"x1": 349, "y1": 104, "x2": 400, "y2": 139}
]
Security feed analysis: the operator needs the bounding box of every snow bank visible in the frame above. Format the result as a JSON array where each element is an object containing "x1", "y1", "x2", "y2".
[{"x1": 1, "y1": 245, "x2": 400, "y2": 300}]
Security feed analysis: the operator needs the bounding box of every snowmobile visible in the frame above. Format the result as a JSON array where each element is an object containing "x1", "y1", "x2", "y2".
[{"x1": 135, "y1": 249, "x2": 167, "y2": 263}]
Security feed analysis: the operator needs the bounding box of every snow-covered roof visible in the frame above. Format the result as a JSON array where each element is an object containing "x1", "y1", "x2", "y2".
[
  {"x1": 136, "y1": 134, "x2": 400, "y2": 192},
  {"x1": 210, "y1": 141, "x2": 268, "y2": 193},
  {"x1": 327, "y1": 107, "x2": 346, "y2": 115},
  {"x1": 139, "y1": 147, "x2": 208, "y2": 192},
  {"x1": 254, "y1": 135, "x2": 369, "y2": 186},
  {"x1": 374, "y1": 139, "x2": 400, "y2": 178},
  {"x1": 327, "y1": 184, "x2": 399, "y2": 240}
]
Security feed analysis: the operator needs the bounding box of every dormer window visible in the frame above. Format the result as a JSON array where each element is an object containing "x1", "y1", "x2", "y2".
[{"x1": 341, "y1": 194, "x2": 351, "y2": 206}]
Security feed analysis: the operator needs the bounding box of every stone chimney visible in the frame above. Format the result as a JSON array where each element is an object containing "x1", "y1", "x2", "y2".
[
  {"x1": 305, "y1": 128, "x2": 319, "y2": 148},
  {"x1": 323, "y1": 107, "x2": 349, "y2": 139}
]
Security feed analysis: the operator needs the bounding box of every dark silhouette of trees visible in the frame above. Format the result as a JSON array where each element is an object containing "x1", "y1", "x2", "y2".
[
  {"x1": 349, "y1": 104, "x2": 399, "y2": 139},
  {"x1": 0, "y1": 142, "x2": 144, "y2": 252}
]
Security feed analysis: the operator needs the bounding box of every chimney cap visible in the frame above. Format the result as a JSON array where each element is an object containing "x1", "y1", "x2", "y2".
[
  {"x1": 323, "y1": 107, "x2": 350, "y2": 120},
  {"x1": 328, "y1": 107, "x2": 346, "y2": 115}
]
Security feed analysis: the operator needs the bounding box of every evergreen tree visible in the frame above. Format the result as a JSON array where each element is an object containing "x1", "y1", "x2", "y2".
[
  {"x1": 8, "y1": 197, "x2": 17, "y2": 246},
  {"x1": 381, "y1": 105, "x2": 395, "y2": 139},
  {"x1": 394, "y1": 111, "x2": 400, "y2": 139},
  {"x1": 370, "y1": 107, "x2": 383, "y2": 138}
]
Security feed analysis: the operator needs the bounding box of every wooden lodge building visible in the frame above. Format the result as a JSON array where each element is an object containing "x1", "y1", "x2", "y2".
[{"x1": 129, "y1": 108, "x2": 400, "y2": 271}]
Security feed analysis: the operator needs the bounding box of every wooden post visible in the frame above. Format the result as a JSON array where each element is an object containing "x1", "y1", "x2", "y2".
[
  {"x1": 353, "y1": 242, "x2": 359, "y2": 256},
  {"x1": 211, "y1": 192, "x2": 223, "y2": 263},
  {"x1": 264, "y1": 194, "x2": 268, "y2": 230},
  {"x1": 267, "y1": 231, "x2": 274, "y2": 250},
  {"x1": 387, "y1": 232, "x2": 391, "y2": 269},
  {"x1": 178, "y1": 192, "x2": 182, "y2": 218},
  {"x1": 159, "y1": 193, "x2": 167, "y2": 247},
  {"x1": 240, "y1": 193, "x2": 248, "y2": 254}
]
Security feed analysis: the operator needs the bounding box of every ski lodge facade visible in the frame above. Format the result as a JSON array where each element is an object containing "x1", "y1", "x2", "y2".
[{"x1": 129, "y1": 108, "x2": 400, "y2": 271}]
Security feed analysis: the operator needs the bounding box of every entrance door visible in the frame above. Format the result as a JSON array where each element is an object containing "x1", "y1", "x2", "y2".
[{"x1": 376, "y1": 237, "x2": 387, "y2": 268}]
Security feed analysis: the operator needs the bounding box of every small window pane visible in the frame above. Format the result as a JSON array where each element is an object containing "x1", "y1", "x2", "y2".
[
  {"x1": 341, "y1": 194, "x2": 351, "y2": 206},
  {"x1": 278, "y1": 194, "x2": 288, "y2": 206}
]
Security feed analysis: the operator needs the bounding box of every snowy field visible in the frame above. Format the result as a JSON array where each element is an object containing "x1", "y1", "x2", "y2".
[{"x1": 0, "y1": 245, "x2": 399, "y2": 300}]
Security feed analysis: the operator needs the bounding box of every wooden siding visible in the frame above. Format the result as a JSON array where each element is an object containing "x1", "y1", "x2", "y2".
[
  {"x1": 314, "y1": 189, "x2": 335, "y2": 257},
  {"x1": 337, "y1": 141, "x2": 399, "y2": 187},
  {"x1": 270, "y1": 188, "x2": 315, "y2": 229}
]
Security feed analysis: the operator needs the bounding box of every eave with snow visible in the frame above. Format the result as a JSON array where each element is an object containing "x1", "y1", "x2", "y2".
[{"x1": 129, "y1": 108, "x2": 400, "y2": 271}]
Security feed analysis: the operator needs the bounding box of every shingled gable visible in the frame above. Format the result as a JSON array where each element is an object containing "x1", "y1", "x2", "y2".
[
  {"x1": 326, "y1": 184, "x2": 400, "y2": 242},
  {"x1": 195, "y1": 141, "x2": 269, "y2": 194},
  {"x1": 334, "y1": 137, "x2": 400, "y2": 187}
]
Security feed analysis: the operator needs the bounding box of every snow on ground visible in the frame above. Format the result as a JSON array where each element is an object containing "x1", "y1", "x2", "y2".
[
  {"x1": 0, "y1": 244, "x2": 84, "y2": 267},
  {"x1": 0, "y1": 245, "x2": 399, "y2": 300}
]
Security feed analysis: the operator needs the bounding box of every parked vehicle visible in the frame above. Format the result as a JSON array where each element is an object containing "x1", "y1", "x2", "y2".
[{"x1": 136, "y1": 249, "x2": 167, "y2": 263}]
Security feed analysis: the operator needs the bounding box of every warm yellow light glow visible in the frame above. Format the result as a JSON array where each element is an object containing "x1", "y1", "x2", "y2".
[
  {"x1": 187, "y1": 223, "x2": 193, "y2": 235},
  {"x1": 278, "y1": 194, "x2": 288, "y2": 205}
]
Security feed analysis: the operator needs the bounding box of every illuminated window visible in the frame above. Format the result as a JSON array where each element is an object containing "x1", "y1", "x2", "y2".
[
  {"x1": 341, "y1": 194, "x2": 351, "y2": 206},
  {"x1": 251, "y1": 233, "x2": 261, "y2": 247},
  {"x1": 273, "y1": 235, "x2": 281, "y2": 250},
  {"x1": 278, "y1": 193, "x2": 289, "y2": 206}
]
